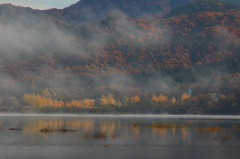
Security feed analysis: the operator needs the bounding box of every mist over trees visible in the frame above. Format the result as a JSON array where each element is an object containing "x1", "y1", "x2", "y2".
[
  {"x1": 44, "y1": 0, "x2": 240, "y2": 25},
  {"x1": 0, "y1": 0, "x2": 239, "y2": 114}
]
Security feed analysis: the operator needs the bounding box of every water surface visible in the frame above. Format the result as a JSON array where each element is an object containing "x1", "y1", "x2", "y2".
[{"x1": 0, "y1": 114, "x2": 240, "y2": 159}]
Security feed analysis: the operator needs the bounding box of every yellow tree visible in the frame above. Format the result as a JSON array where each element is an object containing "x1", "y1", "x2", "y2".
[
  {"x1": 46, "y1": 98, "x2": 53, "y2": 106},
  {"x1": 100, "y1": 95, "x2": 108, "y2": 105},
  {"x1": 152, "y1": 94, "x2": 168, "y2": 102},
  {"x1": 158, "y1": 94, "x2": 168, "y2": 102},
  {"x1": 22, "y1": 94, "x2": 34, "y2": 106},
  {"x1": 78, "y1": 100, "x2": 83, "y2": 107},
  {"x1": 181, "y1": 93, "x2": 190, "y2": 101},
  {"x1": 58, "y1": 101, "x2": 64, "y2": 107},
  {"x1": 83, "y1": 98, "x2": 94, "y2": 107},
  {"x1": 22, "y1": 94, "x2": 53, "y2": 107},
  {"x1": 74, "y1": 100, "x2": 83, "y2": 107},
  {"x1": 41, "y1": 97, "x2": 48, "y2": 106},
  {"x1": 35, "y1": 95, "x2": 44, "y2": 107},
  {"x1": 107, "y1": 94, "x2": 115, "y2": 105},
  {"x1": 171, "y1": 97, "x2": 177, "y2": 104},
  {"x1": 151, "y1": 94, "x2": 158, "y2": 102},
  {"x1": 71, "y1": 100, "x2": 78, "y2": 106},
  {"x1": 132, "y1": 95, "x2": 141, "y2": 102},
  {"x1": 53, "y1": 99, "x2": 58, "y2": 107}
]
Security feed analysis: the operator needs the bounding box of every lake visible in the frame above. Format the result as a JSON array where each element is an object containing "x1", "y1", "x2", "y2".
[{"x1": 0, "y1": 114, "x2": 240, "y2": 159}]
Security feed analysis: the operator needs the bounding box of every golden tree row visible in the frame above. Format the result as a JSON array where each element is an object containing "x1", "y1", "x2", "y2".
[
  {"x1": 151, "y1": 93, "x2": 190, "y2": 103},
  {"x1": 22, "y1": 94, "x2": 94, "y2": 107}
]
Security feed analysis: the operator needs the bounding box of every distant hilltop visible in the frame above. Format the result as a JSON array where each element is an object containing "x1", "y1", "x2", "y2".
[{"x1": 44, "y1": 0, "x2": 240, "y2": 25}]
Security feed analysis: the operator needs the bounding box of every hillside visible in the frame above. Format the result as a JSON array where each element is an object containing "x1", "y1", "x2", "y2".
[
  {"x1": 44, "y1": 0, "x2": 240, "y2": 26},
  {"x1": 165, "y1": 0, "x2": 240, "y2": 18},
  {"x1": 44, "y1": 0, "x2": 171, "y2": 25},
  {"x1": 0, "y1": 1, "x2": 239, "y2": 114}
]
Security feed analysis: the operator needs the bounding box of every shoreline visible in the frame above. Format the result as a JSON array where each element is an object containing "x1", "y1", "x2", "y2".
[{"x1": 0, "y1": 113, "x2": 240, "y2": 119}]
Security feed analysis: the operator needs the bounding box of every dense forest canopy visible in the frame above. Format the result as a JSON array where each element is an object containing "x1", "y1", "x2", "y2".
[
  {"x1": 44, "y1": 0, "x2": 240, "y2": 25},
  {"x1": 165, "y1": 0, "x2": 240, "y2": 18},
  {"x1": 0, "y1": 0, "x2": 239, "y2": 114}
]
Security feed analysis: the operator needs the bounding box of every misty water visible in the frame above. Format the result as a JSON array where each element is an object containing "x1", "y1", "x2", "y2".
[{"x1": 0, "y1": 114, "x2": 240, "y2": 159}]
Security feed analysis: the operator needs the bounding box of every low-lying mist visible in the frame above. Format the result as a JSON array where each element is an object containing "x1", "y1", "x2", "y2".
[{"x1": 0, "y1": 3, "x2": 239, "y2": 113}]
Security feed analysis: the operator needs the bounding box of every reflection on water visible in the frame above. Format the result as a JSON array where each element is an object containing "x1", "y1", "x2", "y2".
[
  {"x1": 0, "y1": 115, "x2": 239, "y2": 159},
  {"x1": 152, "y1": 127, "x2": 167, "y2": 136},
  {"x1": 100, "y1": 122, "x2": 115, "y2": 134},
  {"x1": 181, "y1": 128, "x2": 189, "y2": 139},
  {"x1": 133, "y1": 126, "x2": 140, "y2": 138},
  {"x1": 22, "y1": 118, "x2": 96, "y2": 136}
]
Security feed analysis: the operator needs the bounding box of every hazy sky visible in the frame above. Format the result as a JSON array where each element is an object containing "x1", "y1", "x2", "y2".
[{"x1": 0, "y1": 0, "x2": 79, "y2": 10}]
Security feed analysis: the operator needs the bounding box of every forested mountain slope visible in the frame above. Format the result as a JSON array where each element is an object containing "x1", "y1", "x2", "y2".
[
  {"x1": 44, "y1": 0, "x2": 240, "y2": 25},
  {"x1": 0, "y1": 1, "x2": 239, "y2": 114},
  {"x1": 165, "y1": 0, "x2": 240, "y2": 18}
]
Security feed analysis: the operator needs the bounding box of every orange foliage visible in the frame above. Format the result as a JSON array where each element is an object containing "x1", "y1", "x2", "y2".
[
  {"x1": 152, "y1": 94, "x2": 168, "y2": 102},
  {"x1": 171, "y1": 97, "x2": 177, "y2": 104},
  {"x1": 100, "y1": 95, "x2": 108, "y2": 105},
  {"x1": 219, "y1": 94, "x2": 226, "y2": 98},
  {"x1": 22, "y1": 93, "x2": 93, "y2": 107},
  {"x1": 83, "y1": 98, "x2": 95, "y2": 107},
  {"x1": 181, "y1": 93, "x2": 190, "y2": 101},
  {"x1": 132, "y1": 95, "x2": 141, "y2": 102},
  {"x1": 100, "y1": 94, "x2": 116, "y2": 105},
  {"x1": 125, "y1": 95, "x2": 141, "y2": 103},
  {"x1": 107, "y1": 94, "x2": 115, "y2": 105}
]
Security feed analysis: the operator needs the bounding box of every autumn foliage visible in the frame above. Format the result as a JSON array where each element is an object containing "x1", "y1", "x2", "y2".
[
  {"x1": 181, "y1": 93, "x2": 190, "y2": 101},
  {"x1": 22, "y1": 94, "x2": 94, "y2": 107},
  {"x1": 100, "y1": 94, "x2": 116, "y2": 105},
  {"x1": 152, "y1": 94, "x2": 168, "y2": 102},
  {"x1": 0, "y1": 1, "x2": 240, "y2": 115}
]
